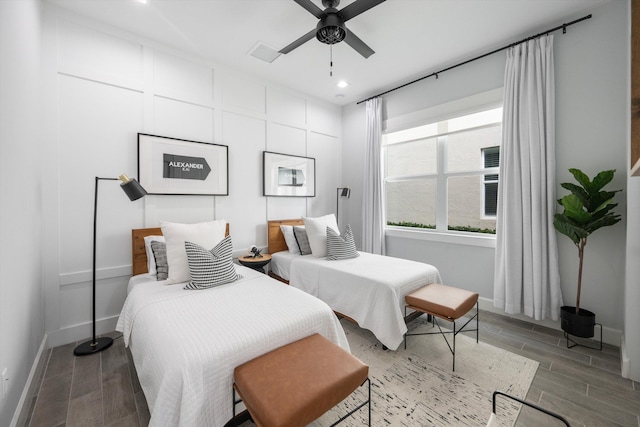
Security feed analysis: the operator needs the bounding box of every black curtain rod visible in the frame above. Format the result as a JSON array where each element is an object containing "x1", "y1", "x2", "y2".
[{"x1": 356, "y1": 14, "x2": 592, "y2": 105}]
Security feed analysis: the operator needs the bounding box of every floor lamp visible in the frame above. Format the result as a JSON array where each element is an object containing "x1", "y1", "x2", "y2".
[
  {"x1": 74, "y1": 174, "x2": 147, "y2": 356},
  {"x1": 336, "y1": 186, "x2": 351, "y2": 226}
]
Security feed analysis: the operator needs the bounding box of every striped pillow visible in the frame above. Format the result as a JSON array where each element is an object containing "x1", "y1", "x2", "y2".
[
  {"x1": 293, "y1": 226, "x2": 312, "y2": 255},
  {"x1": 183, "y1": 236, "x2": 241, "y2": 290},
  {"x1": 326, "y1": 224, "x2": 359, "y2": 260}
]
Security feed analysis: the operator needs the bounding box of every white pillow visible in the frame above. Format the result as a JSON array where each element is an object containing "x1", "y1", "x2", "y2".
[
  {"x1": 160, "y1": 220, "x2": 227, "y2": 284},
  {"x1": 302, "y1": 214, "x2": 339, "y2": 258},
  {"x1": 280, "y1": 225, "x2": 300, "y2": 255},
  {"x1": 143, "y1": 235, "x2": 165, "y2": 275}
]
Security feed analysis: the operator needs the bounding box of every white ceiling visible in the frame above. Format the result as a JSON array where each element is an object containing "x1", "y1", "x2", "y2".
[{"x1": 45, "y1": 0, "x2": 609, "y2": 106}]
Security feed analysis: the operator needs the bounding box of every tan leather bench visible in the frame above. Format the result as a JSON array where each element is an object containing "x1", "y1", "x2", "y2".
[
  {"x1": 404, "y1": 284, "x2": 479, "y2": 371},
  {"x1": 232, "y1": 333, "x2": 370, "y2": 427}
]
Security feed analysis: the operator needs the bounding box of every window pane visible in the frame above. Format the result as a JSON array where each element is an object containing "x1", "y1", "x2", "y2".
[
  {"x1": 384, "y1": 123, "x2": 438, "y2": 145},
  {"x1": 484, "y1": 182, "x2": 498, "y2": 216},
  {"x1": 386, "y1": 179, "x2": 436, "y2": 229},
  {"x1": 447, "y1": 125, "x2": 501, "y2": 172},
  {"x1": 448, "y1": 176, "x2": 496, "y2": 233},
  {"x1": 385, "y1": 137, "x2": 437, "y2": 177},
  {"x1": 447, "y1": 107, "x2": 502, "y2": 133},
  {"x1": 484, "y1": 147, "x2": 500, "y2": 169}
]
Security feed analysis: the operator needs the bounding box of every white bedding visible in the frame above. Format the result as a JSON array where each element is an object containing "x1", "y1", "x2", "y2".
[
  {"x1": 274, "y1": 251, "x2": 442, "y2": 350},
  {"x1": 116, "y1": 264, "x2": 348, "y2": 427},
  {"x1": 270, "y1": 250, "x2": 297, "y2": 281}
]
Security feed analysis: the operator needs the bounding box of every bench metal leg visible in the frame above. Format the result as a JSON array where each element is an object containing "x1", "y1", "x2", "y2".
[
  {"x1": 328, "y1": 377, "x2": 371, "y2": 427},
  {"x1": 493, "y1": 391, "x2": 570, "y2": 426},
  {"x1": 404, "y1": 302, "x2": 479, "y2": 372},
  {"x1": 233, "y1": 378, "x2": 371, "y2": 427}
]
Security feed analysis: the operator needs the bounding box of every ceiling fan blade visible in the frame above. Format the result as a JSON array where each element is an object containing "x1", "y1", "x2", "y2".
[
  {"x1": 344, "y1": 28, "x2": 375, "y2": 58},
  {"x1": 279, "y1": 29, "x2": 317, "y2": 54},
  {"x1": 339, "y1": 0, "x2": 386, "y2": 21},
  {"x1": 293, "y1": 0, "x2": 325, "y2": 19}
]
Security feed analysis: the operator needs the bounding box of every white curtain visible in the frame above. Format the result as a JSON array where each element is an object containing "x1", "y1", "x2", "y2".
[
  {"x1": 362, "y1": 97, "x2": 385, "y2": 255},
  {"x1": 493, "y1": 35, "x2": 563, "y2": 321}
]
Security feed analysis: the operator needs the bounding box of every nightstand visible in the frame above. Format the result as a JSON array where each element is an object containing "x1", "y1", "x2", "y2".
[{"x1": 238, "y1": 254, "x2": 272, "y2": 274}]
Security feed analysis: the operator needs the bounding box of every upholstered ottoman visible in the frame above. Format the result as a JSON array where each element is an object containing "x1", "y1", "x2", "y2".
[
  {"x1": 404, "y1": 284, "x2": 479, "y2": 371},
  {"x1": 232, "y1": 333, "x2": 370, "y2": 427}
]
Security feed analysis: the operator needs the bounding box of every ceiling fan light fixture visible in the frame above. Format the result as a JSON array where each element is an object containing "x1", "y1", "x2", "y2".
[{"x1": 316, "y1": 14, "x2": 346, "y2": 45}]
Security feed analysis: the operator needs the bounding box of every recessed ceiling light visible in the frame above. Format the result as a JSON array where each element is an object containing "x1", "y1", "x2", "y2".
[
  {"x1": 337, "y1": 81, "x2": 349, "y2": 88},
  {"x1": 136, "y1": 0, "x2": 148, "y2": 4}
]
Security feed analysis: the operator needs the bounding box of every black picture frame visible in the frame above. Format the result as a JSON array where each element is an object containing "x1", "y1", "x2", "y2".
[
  {"x1": 263, "y1": 151, "x2": 316, "y2": 197},
  {"x1": 138, "y1": 133, "x2": 229, "y2": 196}
]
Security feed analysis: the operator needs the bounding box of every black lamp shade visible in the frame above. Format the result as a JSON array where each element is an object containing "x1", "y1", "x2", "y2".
[
  {"x1": 340, "y1": 187, "x2": 351, "y2": 198},
  {"x1": 120, "y1": 178, "x2": 147, "y2": 201}
]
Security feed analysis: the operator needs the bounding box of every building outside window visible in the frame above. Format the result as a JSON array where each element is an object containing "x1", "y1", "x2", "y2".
[{"x1": 383, "y1": 107, "x2": 502, "y2": 234}]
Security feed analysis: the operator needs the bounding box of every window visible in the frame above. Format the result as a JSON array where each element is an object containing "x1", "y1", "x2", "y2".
[
  {"x1": 383, "y1": 107, "x2": 502, "y2": 235},
  {"x1": 482, "y1": 146, "x2": 500, "y2": 217}
]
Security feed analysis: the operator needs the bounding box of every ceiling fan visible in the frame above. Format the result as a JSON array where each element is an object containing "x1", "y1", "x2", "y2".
[{"x1": 279, "y1": 0, "x2": 386, "y2": 58}]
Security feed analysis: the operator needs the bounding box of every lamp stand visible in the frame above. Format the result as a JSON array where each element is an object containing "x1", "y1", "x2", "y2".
[
  {"x1": 74, "y1": 174, "x2": 145, "y2": 356},
  {"x1": 74, "y1": 177, "x2": 118, "y2": 356}
]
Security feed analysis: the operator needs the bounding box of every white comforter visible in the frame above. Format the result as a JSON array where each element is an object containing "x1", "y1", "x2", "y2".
[
  {"x1": 287, "y1": 252, "x2": 442, "y2": 350},
  {"x1": 116, "y1": 265, "x2": 348, "y2": 427}
]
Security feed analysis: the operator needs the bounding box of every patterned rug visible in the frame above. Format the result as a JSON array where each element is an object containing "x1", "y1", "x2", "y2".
[{"x1": 310, "y1": 316, "x2": 539, "y2": 427}]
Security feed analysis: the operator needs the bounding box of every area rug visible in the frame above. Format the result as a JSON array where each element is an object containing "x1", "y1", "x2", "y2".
[{"x1": 310, "y1": 317, "x2": 539, "y2": 426}]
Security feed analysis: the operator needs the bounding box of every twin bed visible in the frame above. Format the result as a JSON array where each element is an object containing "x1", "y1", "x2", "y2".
[
  {"x1": 116, "y1": 225, "x2": 348, "y2": 427},
  {"x1": 117, "y1": 218, "x2": 442, "y2": 426},
  {"x1": 266, "y1": 219, "x2": 442, "y2": 350}
]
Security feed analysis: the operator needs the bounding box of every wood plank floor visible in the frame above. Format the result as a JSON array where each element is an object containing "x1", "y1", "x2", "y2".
[{"x1": 18, "y1": 311, "x2": 640, "y2": 426}]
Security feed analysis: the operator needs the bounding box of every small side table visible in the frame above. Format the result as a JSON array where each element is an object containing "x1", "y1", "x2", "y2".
[{"x1": 238, "y1": 254, "x2": 272, "y2": 274}]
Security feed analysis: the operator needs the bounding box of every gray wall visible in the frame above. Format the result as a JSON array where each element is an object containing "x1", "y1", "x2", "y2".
[
  {"x1": 0, "y1": 1, "x2": 45, "y2": 425},
  {"x1": 343, "y1": 0, "x2": 629, "y2": 347}
]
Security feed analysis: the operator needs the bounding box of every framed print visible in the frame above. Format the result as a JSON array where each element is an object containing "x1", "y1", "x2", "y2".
[
  {"x1": 263, "y1": 151, "x2": 315, "y2": 197},
  {"x1": 138, "y1": 133, "x2": 228, "y2": 195}
]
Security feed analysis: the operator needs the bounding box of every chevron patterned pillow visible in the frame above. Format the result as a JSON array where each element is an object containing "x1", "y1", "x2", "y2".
[
  {"x1": 326, "y1": 224, "x2": 359, "y2": 260},
  {"x1": 183, "y1": 236, "x2": 241, "y2": 290}
]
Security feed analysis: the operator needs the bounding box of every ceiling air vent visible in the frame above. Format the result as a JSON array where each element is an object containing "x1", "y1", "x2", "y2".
[{"x1": 248, "y1": 42, "x2": 281, "y2": 64}]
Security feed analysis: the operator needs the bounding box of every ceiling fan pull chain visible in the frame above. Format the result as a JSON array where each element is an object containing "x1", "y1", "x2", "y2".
[{"x1": 330, "y1": 44, "x2": 333, "y2": 76}]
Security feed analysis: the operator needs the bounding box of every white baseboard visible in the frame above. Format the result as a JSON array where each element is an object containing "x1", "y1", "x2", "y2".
[
  {"x1": 46, "y1": 315, "x2": 120, "y2": 348},
  {"x1": 10, "y1": 334, "x2": 48, "y2": 427},
  {"x1": 621, "y1": 335, "x2": 630, "y2": 378},
  {"x1": 478, "y1": 297, "x2": 622, "y2": 347}
]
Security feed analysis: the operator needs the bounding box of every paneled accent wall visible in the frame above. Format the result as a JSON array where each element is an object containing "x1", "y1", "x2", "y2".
[{"x1": 42, "y1": 8, "x2": 342, "y2": 346}]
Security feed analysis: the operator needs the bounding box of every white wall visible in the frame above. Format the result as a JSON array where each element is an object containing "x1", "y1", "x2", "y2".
[
  {"x1": 343, "y1": 0, "x2": 629, "y2": 348},
  {"x1": 41, "y1": 5, "x2": 342, "y2": 347},
  {"x1": 624, "y1": 0, "x2": 640, "y2": 381},
  {"x1": 0, "y1": 1, "x2": 45, "y2": 425}
]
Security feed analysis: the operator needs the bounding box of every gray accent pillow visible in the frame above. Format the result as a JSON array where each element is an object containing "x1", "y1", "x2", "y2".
[
  {"x1": 150, "y1": 240, "x2": 168, "y2": 280},
  {"x1": 293, "y1": 226, "x2": 312, "y2": 255},
  {"x1": 183, "y1": 235, "x2": 241, "y2": 290},
  {"x1": 326, "y1": 224, "x2": 359, "y2": 260}
]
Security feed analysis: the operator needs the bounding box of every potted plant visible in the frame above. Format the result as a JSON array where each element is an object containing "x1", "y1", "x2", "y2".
[{"x1": 553, "y1": 168, "x2": 622, "y2": 338}]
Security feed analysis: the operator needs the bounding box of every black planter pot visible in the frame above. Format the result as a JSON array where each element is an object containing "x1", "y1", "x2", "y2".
[{"x1": 560, "y1": 306, "x2": 596, "y2": 338}]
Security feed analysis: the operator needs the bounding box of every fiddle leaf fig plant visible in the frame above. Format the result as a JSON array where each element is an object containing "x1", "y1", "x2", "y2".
[{"x1": 553, "y1": 168, "x2": 621, "y2": 314}]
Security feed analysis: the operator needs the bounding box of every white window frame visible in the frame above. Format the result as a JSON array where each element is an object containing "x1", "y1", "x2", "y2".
[{"x1": 382, "y1": 89, "x2": 503, "y2": 248}]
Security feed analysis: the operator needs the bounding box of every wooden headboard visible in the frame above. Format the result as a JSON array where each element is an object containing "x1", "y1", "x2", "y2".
[
  {"x1": 132, "y1": 223, "x2": 230, "y2": 276},
  {"x1": 267, "y1": 219, "x2": 304, "y2": 254}
]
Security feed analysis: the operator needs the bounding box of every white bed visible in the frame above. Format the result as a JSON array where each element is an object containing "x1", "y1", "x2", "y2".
[
  {"x1": 117, "y1": 227, "x2": 348, "y2": 427},
  {"x1": 268, "y1": 219, "x2": 442, "y2": 351}
]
